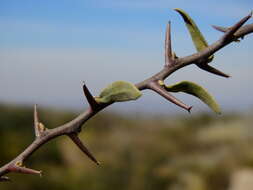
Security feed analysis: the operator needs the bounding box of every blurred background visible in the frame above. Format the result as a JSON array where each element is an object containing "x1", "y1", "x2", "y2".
[{"x1": 0, "y1": 0, "x2": 253, "y2": 189}]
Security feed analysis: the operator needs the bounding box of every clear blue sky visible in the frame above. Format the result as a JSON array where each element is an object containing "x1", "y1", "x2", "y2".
[{"x1": 0, "y1": 0, "x2": 252, "y2": 114}]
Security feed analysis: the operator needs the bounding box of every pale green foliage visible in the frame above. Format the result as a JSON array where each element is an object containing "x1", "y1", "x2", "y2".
[
  {"x1": 165, "y1": 81, "x2": 221, "y2": 114},
  {"x1": 174, "y1": 8, "x2": 213, "y2": 62},
  {"x1": 95, "y1": 81, "x2": 142, "y2": 103}
]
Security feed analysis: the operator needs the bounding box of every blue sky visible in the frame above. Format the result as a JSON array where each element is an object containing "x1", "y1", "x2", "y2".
[{"x1": 0, "y1": 0, "x2": 252, "y2": 114}]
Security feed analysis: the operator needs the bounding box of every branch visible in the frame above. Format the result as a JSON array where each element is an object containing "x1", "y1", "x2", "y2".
[
  {"x1": 174, "y1": 16, "x2": 252, "y2": 70},
  {"x1": 222, "y1": 11, "x2": 252, "y2": 42},
  {"x1": 1, "y1": 11, "x2": 252, "y2": 181}
]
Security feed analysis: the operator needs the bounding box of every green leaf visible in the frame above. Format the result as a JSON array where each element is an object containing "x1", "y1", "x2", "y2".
[
  {"x1": 95, "y1": 81, "x2": 142, "y2": 104},
  {"x1": 165, "y1": 81, "x2": 221, "y2": 114},
  {"x1": 174, "y1": 8, "x2": 213, "y2": 62}
]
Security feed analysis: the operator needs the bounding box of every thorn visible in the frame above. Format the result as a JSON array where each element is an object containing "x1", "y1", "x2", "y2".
[
  {"x1": 148, "y1": 82, "x2": 192, "y2": 112},
  {"x1": 212, "y1": 25, "x2": 228, "y2": 33},
  {"x1": 8, "y1": 162, "x2": 42, "y2": 176},
  {"x1": 212, "y1": 25, "x2": 243, "y2": 42},
  {"x1": 0, "y1": 176, "x2": 10, "y2": 182},
  {"x1": 15, "y1": 166, "x2": 42, "y2": 176},
  {"x1": 188, "y1": 106, "x2": 193, "y2": 113},
  {"x1": 197, "y1": 63, "x2": 230, "y2": 78},
  {"x1": 68, "y1": 133, "x2": 100, "y2": 165},
  {"x1": 34, "y1": 104, "x2": 39, "y2": 126},
  {"x1": 223, "y1": 12, "x2": 252, "y2": 41},
  {"x1": 34, "y1": 104, "x2": 40, "y2": 137},
  {"x1": 165, "y1": 21, "x2": 173, "y2": 66},
  {"x1": 82, "y1": 82, "x2": 100, "y2": 110},
  {"x1": 33, "y1": 105, "x2": 46, "y2": 138}
]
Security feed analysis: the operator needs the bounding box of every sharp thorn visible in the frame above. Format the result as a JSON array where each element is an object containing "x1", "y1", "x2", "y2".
[
  {"x1": 188, "y1": 106, "x2": 193, "y2": 113},
  {"x1": 165, "y1": 21, "x2": 173, "y2": 66},
  {"x1": 212, "y1": 25, "x2": 228, "y2": 33},
  {"x1": 149, "y1": 82, "x2": 191, "y2": 112},
  {"x1": 223, "y1": 12, "x2": 252, "y2": 41},
  {"x1": 9, "y1": 163, "x2": 42, "y2": 176},
  {"x1": 34, "y1": 104, "x2": 39, "y2": 126},
  {"x1": 212, "y1": 25, "x2": 245, "y2": 42},
  {"x1": 197, "y1": 63, "x2": 230, "y2": 78},
  {"x1": 33, "y1": 104, "x2": 40, "y2": 137},
  {"x1": 68, "y1": 133, "x2": 100, "y2": 165},
  {"x1": 82, "y1": 82, "x2": 100, "y2": 110},
  {"x1": 33, "y1": 105, "x2": 46, "y2": 137},
  {"x1": 17, "y1": 167, "x2": 42, "y2": 176}
]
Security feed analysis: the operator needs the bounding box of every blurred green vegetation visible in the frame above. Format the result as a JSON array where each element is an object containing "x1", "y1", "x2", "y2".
[{"x1": 1, "y1": 103, "x2": 253, "y2": 190}]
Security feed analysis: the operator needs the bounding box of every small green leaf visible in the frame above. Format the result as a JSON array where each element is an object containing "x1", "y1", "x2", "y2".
[
  {"x1": 165, "y1": 81, "x2": 221, "y2": 114},
  {"x1": 95, "y1": 81, "x2": 142, "y2": 104},
  {"x1": 174, "y1": 8, "x2": 213, "y2": 62}
]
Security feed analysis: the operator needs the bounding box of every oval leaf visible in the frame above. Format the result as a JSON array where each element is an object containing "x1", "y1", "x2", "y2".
[
  {"x1": 95, "y1": 81, "x2": 142, "y2": 104},
  {"x1": 174, "y1": 8, "x2": 213, "y2": 62},
  {"x1": 165, "y1": 81, "x2": 221, "y2": 114}
]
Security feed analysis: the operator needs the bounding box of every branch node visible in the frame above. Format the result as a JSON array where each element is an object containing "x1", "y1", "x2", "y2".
[
  {"x1": 68, "y1": 133, "x2": 100, "y2": 165},
  {"x1": 83, "y1": 82, "x2": 100, "y2": 111}
]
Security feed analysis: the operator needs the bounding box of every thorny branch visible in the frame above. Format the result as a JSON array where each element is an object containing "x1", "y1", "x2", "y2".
[{"x1": 0, "y1": 10, "x2": 252, "y2": 181}]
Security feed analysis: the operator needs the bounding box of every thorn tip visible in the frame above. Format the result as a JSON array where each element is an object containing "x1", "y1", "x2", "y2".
[
  {"x1": 82, "y1": 83, "x2": 99, "y2": 110},
  {"x1": 187, "y1": 106, "x2": 193, "y2": 113},
  {"x1": 68, "y1": 133, "x2": 99, "y2": 165}
]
